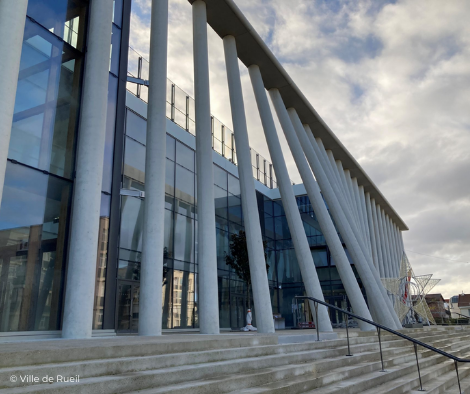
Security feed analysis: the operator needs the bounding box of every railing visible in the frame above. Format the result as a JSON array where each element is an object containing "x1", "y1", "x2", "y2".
[
  {"x1": 127, "y1": 46, "x2": 287, "y2": 189},
  {"x1": 295, "y1": 296, "x2": 470, "y2": 393}
]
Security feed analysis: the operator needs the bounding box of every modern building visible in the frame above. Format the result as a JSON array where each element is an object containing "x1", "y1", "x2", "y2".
[{"x1": 0, "y1": 0, "x2": 409, "y2": 339}]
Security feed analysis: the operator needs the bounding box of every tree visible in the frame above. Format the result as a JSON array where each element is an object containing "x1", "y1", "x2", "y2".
[{"x1": 225, "y1": 230, "x2": 270, "y2": 310}]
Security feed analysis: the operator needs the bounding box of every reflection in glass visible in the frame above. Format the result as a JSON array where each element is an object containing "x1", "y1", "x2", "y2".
[
  {"x1": 228, "y1": 194, "x2": 243, "y2": 225},
  {"x1": 174, "y1": 214, "x2": 194, "y2": 263},
  {"x1": 124, "y1": 137, "x2": 145, "y2": 183},
  {"x1": 9, "y1": 20, "x2": 83, "y2": 179},
  {"x1": 213, "y1": 165, "x2": 227, "y2": 190},
  {"x1": 175, "y1": 165, "x2": 195, "y2": 207},
  {"x1": 93, "y1": 194, "x2": 111, "y2": 329},
  {"x1": 176, "y1": 142, "x2": 195, "y2": 172},
  {"x1": 126, "y1": 110, "x2": 147, "y2": 145},
  {"x1": 0, "y1": 163, "x2": 71, "y2": 331},
  {"x1": 27, "y1": 0, "x2": 88, "y2": 51},
  {"x1": 171, "y1": 270, "x2": 195, "y2": 328},
  {"x1": 214, "y1": 186, "x2": 228, "y2": 219}
]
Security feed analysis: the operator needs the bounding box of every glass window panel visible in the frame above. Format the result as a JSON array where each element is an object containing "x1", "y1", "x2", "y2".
[
  {"x1": 214, "y1": 186, "x2": 227, "y2": 219},
  {"x1": 188, "y1": 97, "x2": 195, "y2": 121},
  {"x1": 0, "y1": 163, "x2": 72, "y2": 331},
  {"x1": 215, "y1": 216, "x2": 229, "y2": 232},
  {"x1": 174, "y1": 86, "x2": 187, "y2": 115},
  {"x1": 274, "y1": 216, "x2": 291, "y2": 240},
  {"x1": 212, "y1": 118, "x2": 223, "y2": 141},
  {"x1": 171, "y1": 270, "x2": 196, "y2": 328},
  {"x1": 113, "y1": 0, "x2": 123, "y2": 27},
  {"x1": 213, "y1": 138, "x2": 222, "y2": 156},
  {"x1": 102, "y1": 74, "x2": 118, "y2": 193},
  {"x1": 9, "y1": 21, "x2": 83, "y2": 179},
  {"x1": 188, "y1": 120, "x2": 196, "y2": 136},
  {"x1": 176, "y1": 142, "x2": 194, "y2": 172},
  {"x1": 166, "y1": 134, "x2": 175, "y2": 161},
  {"x1": 166, "y1": 158, "x2": 175, "y2": 197},
  {"x1": 117, "y1": 260, "x2": 140, "y2": 280},
  {"x1": 124, "y1": 137, "x2": 145, "y2": 183},
  {"x1": 276, "y1": 248, "x2": 301, "y2": 283},
  {"x1": 119, "y1": 196, "x2": 144, "y2": 252},
  {"x1": 227, "y1": 174, "x2": 240, "y2": 197},
  {"x1": 224, "y1": 128, "x2": 233, "y2": 150},
  {"x1": 175, "y1": 165, "x2": 195, "y2": 206},
  {"x1": 228, "y1": 194, "x2": 242, "y2": 225},
  {"x1": 312, "y1": 249, "x2": 328, "y2": 268},
  {"x1": 174, "y1": 214, "x2": 194, "y2": 263},
  {"x1": 27, "y1": 0, "x2": 88, "y2": 51},
  {"x1": 174, "y1": 108, "x2": 186, "y2": 130},
  {"x1": 216, "y1": 228, "x2": 230, "y2": 270},
  {"x1": 213, "y1": 165, "x2": 227, "y2": 190},
  {"x1": 110, "y1": 24, "x2": 121, "y2": 75},
  {"x1": 126, "y1": 110, "x2": 147, "y2": 144},
  {"x1": 120, "y1": 197, "x2": 173, "y2": 258}
]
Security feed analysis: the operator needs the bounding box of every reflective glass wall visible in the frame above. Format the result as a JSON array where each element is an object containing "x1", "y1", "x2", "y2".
[{"x1": 0, "y1": 0, "x2": 89, "y2": 332}]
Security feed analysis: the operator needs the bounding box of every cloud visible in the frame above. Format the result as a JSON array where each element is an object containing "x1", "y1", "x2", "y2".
[{"x1": 129, "y1": 0, "x2": 470, "y2": 299}]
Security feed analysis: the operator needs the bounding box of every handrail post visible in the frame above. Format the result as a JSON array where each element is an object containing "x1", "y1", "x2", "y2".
[
  {"x1": 344, "y1": 311, "x2": 353, "y2": 356},
  {"x1": 414, "y1": 343, "x2": 425, "y2": 391},
  {"x1": 377, "y1": 327, "x2": 386, "y2": 372},
  {"x1": 454, "y1": 360, "x2": 462, "y2": 394},
  {"x1": 314, "y1": 301, "x2": 320, "y2": 342}
]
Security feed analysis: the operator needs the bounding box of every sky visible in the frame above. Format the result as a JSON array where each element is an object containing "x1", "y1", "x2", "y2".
[{"x1": 128, "y1": 0, "x2": 470, "y2": 299}]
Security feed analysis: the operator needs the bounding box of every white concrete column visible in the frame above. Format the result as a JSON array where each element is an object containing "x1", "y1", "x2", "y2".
[
  {"x1": 359, "y1": 186, "x2": 372, "y2": 254},
  {"x1": 371, "y1": 198, "x2": 386, "y2": 278},
  {"x1": 380, "y1": 209, "x2": 393, "y2": 278},
  {"x1": 306, "y1": 133, "x2": 400, "y2": 328},
  {"x1": 345, "y1": 170, "x2": 362, "y2": 228},
  {"x1": 0, "y1": 0, "x2": 28, "y2": 206},
  {"x1": 390, "y1": 220, "x2": 401, "y2": 277},
  {"x1": 394, "y1": 224, "x2": 404, "y2": 272},
  {"x1": 385, "y1": 215, "x2": 398, "y2": 278},
  {"x1": 376, "y1": 205, "x2": 391, "y2": 278},
  {"x1": 352, "y1": 178, "x2": 365, "y2": 239},
  {"x1": 266, "y1": 90, "x2": 332, "y2": 332},
  {"x1": 193, "y1": 0, "x2": 220, "y2": 334},
  {"x1": 364, "y1": 193, "x2": 379, "y2": 270},
  {"x1": 337, "y1": 161, "x2": 357, "y2": 221},
  {"x1": 62, "y1": 0, "x2": 115, "y2": 339},
  {"x1": 223, "y1": 36, "x2": 274, "y2": 334},
  {"x1": 248, "y1": 66, "x2": 332, "y2": 332},
  {"x1": 139, "y1": 0, "x2": 169, "y2": 337},
  {"x1": 279, "y1": 106, "x2": 373, "y2": 331}
]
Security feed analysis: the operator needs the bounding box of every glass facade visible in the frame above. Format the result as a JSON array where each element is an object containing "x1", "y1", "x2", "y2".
[
  {"x1": 0, "y1": 0, "x2": 126, "y2": 332},
  {"x1": 115, "y1": 108, "x2": 362, "y2": 331}
]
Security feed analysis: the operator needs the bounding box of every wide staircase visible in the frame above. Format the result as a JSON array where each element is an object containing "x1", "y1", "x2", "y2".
[{"x1": 0, "y1": 326, "x2": 469, "y2": 393}]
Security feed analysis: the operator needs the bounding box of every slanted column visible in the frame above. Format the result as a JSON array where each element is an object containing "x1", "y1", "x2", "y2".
[
  {"x1": 371, "y1": 198, "x2": 386, "y2": 278},
  {"x1": 249, "y1": 66, "x2": 332, "y2": 332},
  {"x1": 223, "y1": 35, "x2": 274, "y2": 334},
  {"x1": 380, "y1": 209, "x2": 393, "y2": 278},
  {"x1": 385, "y1": 215, "x2": 398, "y2": 278},
  {"x1": 139, "y1": 0, "x2": 169, "y2": 336},
  {"x1": 271, "y1": 99, "x2": 373, "y2": 331},
  {"x1": 0, "y1": 0, "x2": 28, "y2": 205},
  {"x1": 352, "y1": 178, "x2": 367, "y2": 244},
  {"x1": 390, "y1": 221, "x2": 401, "y2": 276},
  {"x1": 62, "y1": 0, "x2": 115, "y2": 339},
  {"x1": 359, "y1": 186, "x2": 372, "y2": 253},
  {"x1": 305, "y1": 132, "x2": 400, "y2": 329},
  {"x1": 337, "y1": 161, "x2": 356, "y2": 221},
  {"x1": 345, "y1": 170, "x2": 362, "y2": 229},
  {"x1": 394, "y1": 224, "x2": 403, "y2": 270},
  {"x1": 365, "y1": 193, "x2": 379, "y2": 271},
  {"x1": 376, "y1": 205, "x2": 391, "y2": 278},
  {"x1": 192, "y1": 0, "x2": 219, "y2": 334}
]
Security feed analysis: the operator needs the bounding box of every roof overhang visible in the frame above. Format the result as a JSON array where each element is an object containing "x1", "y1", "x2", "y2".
[{"x1": 188, "y1": 0, "x2": 408, "y2": 230}]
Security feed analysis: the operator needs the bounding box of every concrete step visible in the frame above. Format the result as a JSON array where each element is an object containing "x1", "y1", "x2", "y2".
[
  {"x1": 446, "y1": 371, "x2": 470, "y2": 393},
  {"x1": 226, "y1": 340, "x2": 470, "y2": 394},
  {"x1": 0, "y1": 337, "x2": 420, "y2": 394}
]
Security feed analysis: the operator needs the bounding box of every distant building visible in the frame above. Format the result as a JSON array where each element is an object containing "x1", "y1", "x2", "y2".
[
  {"x1": 425, "y1": 294, "x2": 450, "y2": 323},
  {"x1": 458, "y1": 294, "x2": 470, "y2": 318}
]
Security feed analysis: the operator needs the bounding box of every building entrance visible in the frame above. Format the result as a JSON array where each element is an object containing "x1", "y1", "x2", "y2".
[
  {"x1": 230, "y1": 293, "x2": 248, "y2": 330},
  {"x1": 116, "y1": 281, "x2": 140, "y2": 333}
]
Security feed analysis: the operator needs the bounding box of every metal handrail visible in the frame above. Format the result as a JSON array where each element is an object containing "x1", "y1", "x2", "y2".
[
  {"x1": 295, "y1": 296, "x2": 470, "y2": 393},
  {"x1": 454, "y1": 312, "x2": 470, "y2": 320}
]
